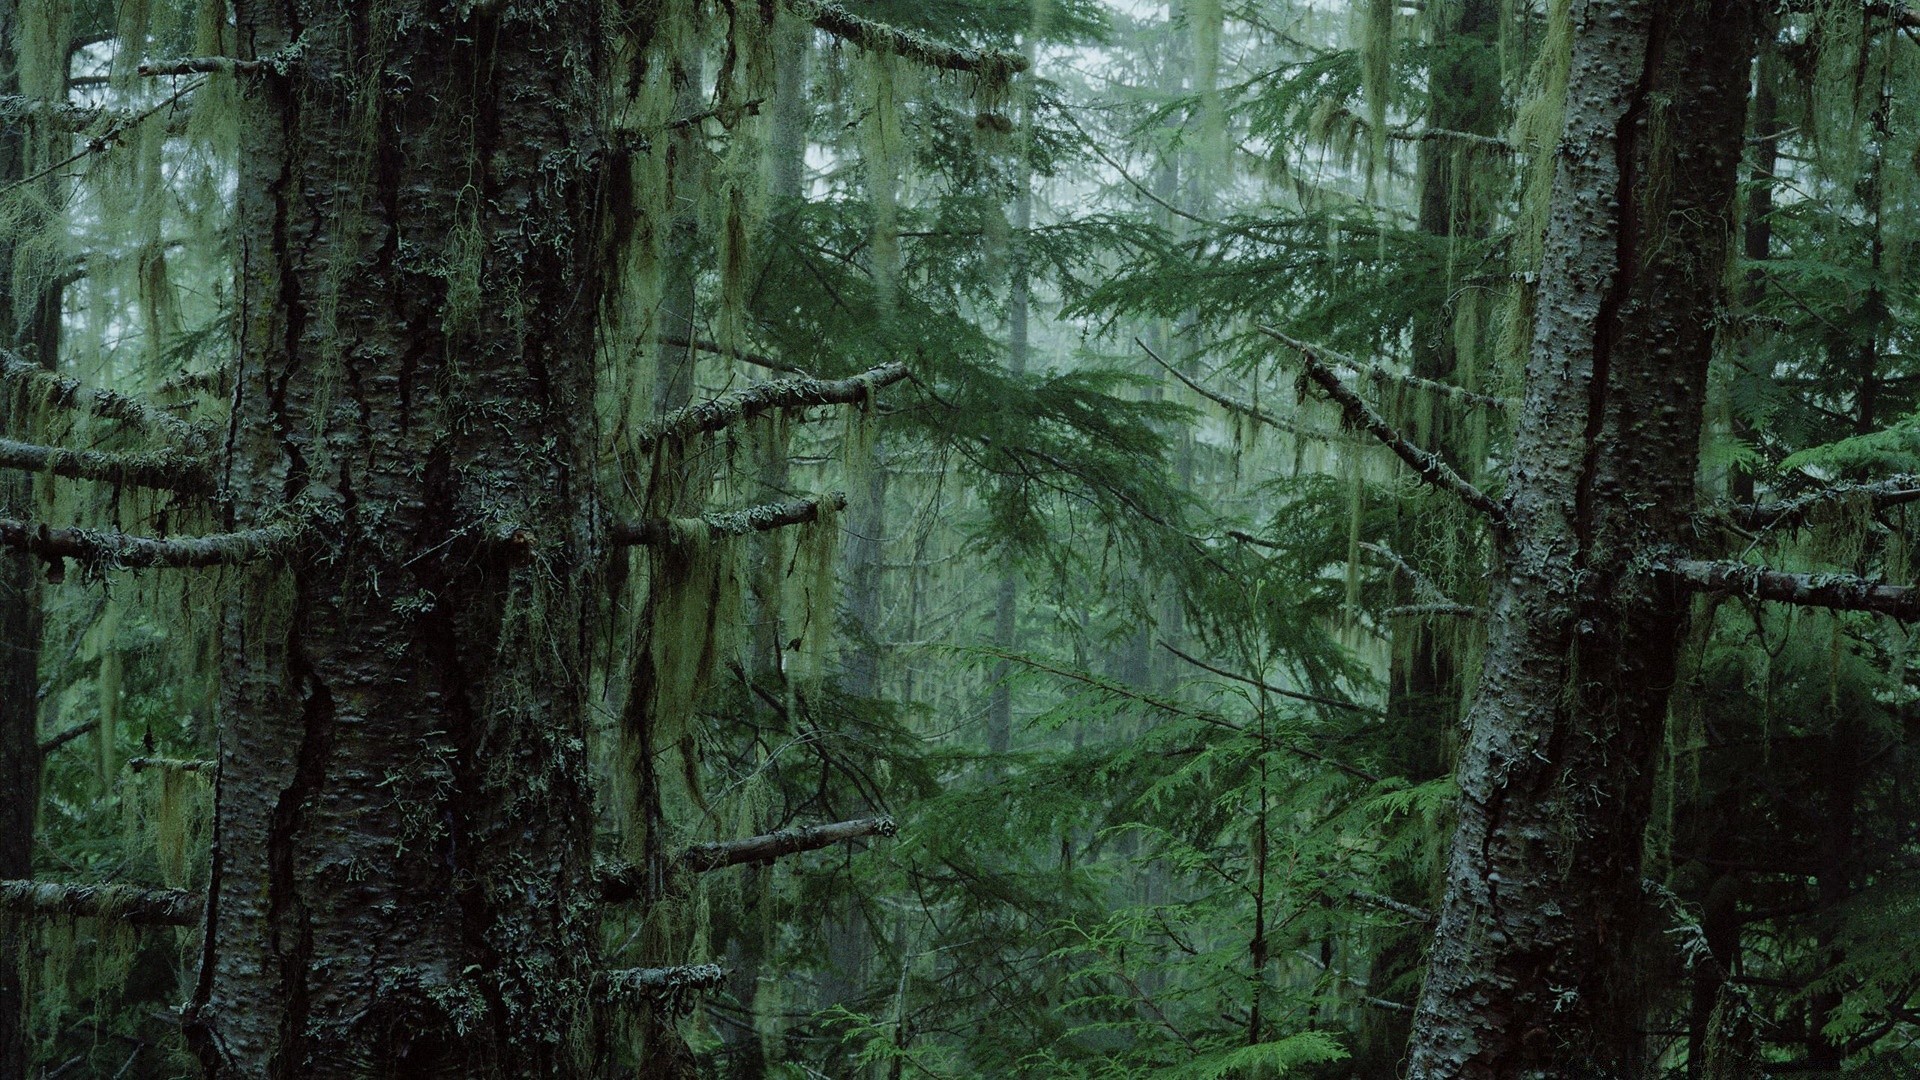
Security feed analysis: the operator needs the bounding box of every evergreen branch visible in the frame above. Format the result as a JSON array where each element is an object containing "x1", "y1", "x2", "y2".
[
  {"x1": 1158, "y1": 640, "x2": 1384, "y2": 717},
  {"x1": 638, "y1": 363, "x2": 907, "y2": 451},
  {"x1": 126, "y1": 756, "x2": 216, "y2": 773},
  {"x1": 1137, "y1": 338, "x2": 1344, "y2": 442},
  {"x1": 598, "y1": 816, "x2": 899, "y2": 901},
  {"x1": 600, "y1": 964, "x2": 728, "y2": 1007},
  {"x1": 0, "y1": 79, "x2": 205, "y2": 197},
  {"x1": 1256, "y1": 327, "x2": 1509, "y2": 412},
  {"x1": 985, "y1": 649, "x2": 1383, "y2": 784},
  {"x1": 0, "y1": 880, "x2": 199, "y2": 926},
  {"x1": 1322, "y1": 106, "x2": 1512, "y2": 153},
  {"x1": 0, "y1": 437, "x2": 214, "y2": 495},
  {"x1": 679, "y1": 815, "x2": 896, "y2": 873},
  {"x1": 1, "y1": 349, "x2": 216, "y2": 450},
  {"x1": 1734, "y1": 475, "x2": 1920, "y2": 530},
  {"x1": 610, "y1": 493, "x2": 847, "y2": 547},
  {"x1": 0, "y1": 517, "x2": 300, "y2": 570},
  {"x1": 36, "y1": 719, "x2": 97, "y2": 755},
  {"x1": 788, "y1": 0, "x2": 1028, "y2": 81},
  {"x1": 1666, "y1": 559, "x2": 1920, "y2": 620},
  {"x1": 1261, "y1": 327, "x2": 1507, "y2": 525}
]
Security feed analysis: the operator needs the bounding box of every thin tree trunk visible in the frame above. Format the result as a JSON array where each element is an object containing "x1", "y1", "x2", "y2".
[
  {"x1": 1408, "y1": 2, "x2": 1758, "y2": 1075},
  {"x1": 187, "y1": 4, "x2": 606, "y2": 1075}
]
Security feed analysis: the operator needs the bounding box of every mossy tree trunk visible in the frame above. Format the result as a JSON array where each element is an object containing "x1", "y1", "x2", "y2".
[
  {"x1": 184, "y1": 3, "x2": 609, "y2": 1076},
  {"x1": 1407, "y1": 1, "x2": 1758, "y2": 1075}
]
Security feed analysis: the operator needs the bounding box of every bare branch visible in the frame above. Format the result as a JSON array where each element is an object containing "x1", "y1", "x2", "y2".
[
  {"x1": 1, "y1": 350, "x2": 215, "y2": 451},
  {"x1": 610, "y1": 493, "x2": 847, "y2": 548},
  {"x1": 0, "y1": 880, "x2": 199, "y2": 926},
  {"x1": 0, "y1": 437, "x2": 213, "y2": 495},
  {"x1": 0, "y1": 517, "x2": 299, "y2": 571},
  {"x1": 1260, "y1": 327, "x2": 1507, "y2": 524},
  {"x1": 1734, "y1": 475, "x2": 1920, "y2": 530},
  {"x1": 680, "y1": 816, "x2": 896, "y2": 874},
  {"x1": 1667, "y1": 558, "x2": 1920, "y2": 620},
  {"x1": 638, "y1": 363, "x2": 908, "y2": 452},
  {"x1": 0, "y1": 79, "x2": 205, "y2": 198},
  {"x1": 126, "y1": 756, "x2": 215, "y2": 773},
  {"x1": 1349, "y1": 889, "x2": 1434, "y2": 924},
  {"x1": 789, "y1": 0, "x2": 1028, "y2": 81},
  {"x1": 657, "y1": 333, "x2": 807, "y2": 376},
  {"x1": 1158, "y1": 640, "x2": 1384, "y2": 717},
  {"x1": 1137, "y1": 338, "x2": 1345, "y2": 442},
  {"x1": 36, "y1": 719, "x2": 97, "y2": 755}
]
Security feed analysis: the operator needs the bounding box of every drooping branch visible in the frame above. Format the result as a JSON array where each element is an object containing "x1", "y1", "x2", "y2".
[
  {"x1": 1, "y1": 350, "x2": 215, "y2": 451},
  {"x1": 0, "y1": 517, "x2": 299, "y2": 571},
  {"x1": 609, "y1": 493, "x2": 847, "y2": 548},
  {"x1": 1667, "y1": 558, "x2": 1920, "y2": 620},
  {"x1": 0, "y1": 880, "x2": 199, "y2": 926},
  {"x1": 788, "y1": 0, "x2": 1029, "y2": 81},
  {"x1": 0, "y1": 437, "x2": 214, "y2": 495},
  {"x1": 638, "y1": 362, "x2": 908, "y2": 451},
  {"x1": 1734, "y1": 475, "x2": 1920, "y2": 530},
  {"x1": 1261, "y1": 328, "x2": 1507, "y2": 524},
  {"x1": 126, "y1": 756, "x2": 215, "y2": 773},
  {"x1": 1137, "y1": 338, "x2": 1346, "y2": 443}
]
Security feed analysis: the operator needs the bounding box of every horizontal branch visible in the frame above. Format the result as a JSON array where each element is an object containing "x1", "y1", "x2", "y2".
[
  {"x1": 37, "y1": 719, "x2": 97, "y2": 755},
  {"x1": 680, "y1": 815, "x2": 896, "y2": 874},
  {"x1": 638, "y1": 362, "x2": 908, "y2": 452},
  {"x1": 126, "y1": 756, "x2": 215, "y2": 773},
  {"x1": 0, "y1": 517, "x2": 299, "y2": 571},
  {"x1": 1382, "y1": 602, "x2": 1483, "y2": 620},
  {"x1": 0, "y1": 880, "x2": 199, "y2": 926},
  {"x1": 609, "y1": 493, "x2": 847, "y2": 548},
  {"x1": 1735, "y1": 475, "x2": 1920, "y2": 530},
  {"x1": 1349, "y1": 889, "x2": 1433, "y2": 924},
  {"x1": 657, "y1": 333, "x2": 806, "y2": 375},
  {"x1": 1667, "y1": 558, "x2": 1920, "y2": 620},
  {"x1": 1260, "y1": 327, "x2": 1507, "y2": 524},
  {"x1": 789, "y1": 0, "x2": 1028, "y2": 80},
  {"x1": 136, "y1": 56, "x2": 267, "y2": 77},
  {"x1": 601, "y1": 963, "x2": 727, "y2": 1007},
  {"x1": 0, "y1": 437, "x2": 213, "y2": 495},
  {"x1": 1, "y1": 350, "x2": 214, "y2": 451}
]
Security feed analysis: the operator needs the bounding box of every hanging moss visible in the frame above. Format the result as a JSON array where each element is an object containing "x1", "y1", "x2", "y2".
[{"x1": 861, "y1": 51, "x2": 903, "y2": 314}]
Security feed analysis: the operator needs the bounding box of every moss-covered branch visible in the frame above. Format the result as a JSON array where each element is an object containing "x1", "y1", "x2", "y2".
[
  {"x1": 0, "y1": 880, "x2": 199, "y2": 926},
  {"x1": 1734, "y1": 475, "x2": 1920, "y2": 530},
  {"x1": 0, "y1": 517, "x2": 299, "y2": 570},
  {"x1": 1, "y1": 349, "x2": 215, "y2": 451},
  {"x1": 788, "y1": 0, "x2": 1028, "y2": 81},
  {"x1": 126, "y1": 756, "x2": 216, "y2": 773},
  {"x1": 638, "y1": 363, "x2": 908, "y2": 451},
  {"x1": 610, "y1": 493, "x2": 847, "y2": 547},
  {"x1": 600, "y1": 964, "x2": 727, "y2": 1010},
  {"x1": 0, "y1": 437, "x2": 214, "y2": 495},
  {"x1": 136, "y1": 56, "x2": 268, "y2": 77},
  {"x1": 1265, "y1": 329, "x2": 1507, "y2": 524},
  {"x1": 1667, "y1": 559, "x2": 1920, "y2": 620}
]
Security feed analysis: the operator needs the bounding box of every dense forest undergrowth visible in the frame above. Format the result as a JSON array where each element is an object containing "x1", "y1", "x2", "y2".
[{"x1": 2, "y1": 0, "x2": 1919, "y2": 1077}]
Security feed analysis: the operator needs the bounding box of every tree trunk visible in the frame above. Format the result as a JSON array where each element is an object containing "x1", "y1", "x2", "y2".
[
  {"x1": 1408, "y1": 2, "x2": 1757, "y2": 1075},
  {"x1": 186, "y1": 4, "x2": 607, "y2": 1076}
]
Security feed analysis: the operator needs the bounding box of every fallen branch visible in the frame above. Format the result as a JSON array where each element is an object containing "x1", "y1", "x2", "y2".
[
  {"x1": 1261, "y1": 327, "x2": 1507, "y2": 525},
  {"x1": 1158, "y1": 640, "x2": 1384, "y2": 717},
  {"x1": 1, "y1": 350, "x2": 215, "y2": 451},
  {"x1": 0, "y1": 517, "x2": 299, "y2": 571},
  {"x1": 789, "y1": 0, "x2": 1028, "y2": 81},
  {"x1": 126, "y1": 756, "x2": 215, "y2": 773},
  {"x1": 639, "y1": 362, "x2": 908, "y2": 451},
  {"x1": 1735, "y1": 475, "x2": 1920, "y2": 530},
  {"x1": 0, "y1": 437, "x2": 214, "y2": 495},
  {"x1": 0, "y1": 880, "x2": 199, "y2": 926},
  {"x1": 1667, "y1": 559, "x2": 1920, "y2": 620},
  {"x1": 610, "y1": 493, "x2": 846, "y2": 547},
  {"x1": 36, "y1": 719, "x2": 97, "y2": 755}
]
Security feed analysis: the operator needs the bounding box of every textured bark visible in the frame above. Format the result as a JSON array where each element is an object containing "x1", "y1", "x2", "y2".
[
  {"x1": 186, "y1": 4, "x2": 606, "y2": 1076},
  {"x1": 1408, "y1": 2, "x2": 1758, "y2": 1076}
]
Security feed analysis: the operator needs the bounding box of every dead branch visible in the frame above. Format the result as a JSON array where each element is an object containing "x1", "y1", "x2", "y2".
[
  {"x1": 638, "y1": 362, "x2": 908, "y2": 451},
  {"x1": 1137, "y1": 338, "x2": 1346, "y2": 443},
  {"x1": 1349, "y1": 889, "x2": 1434, "y2": 924},
  {"x1": 789, "y1": 0, "x2": 1028, "y2": 81},
  {"x1": 1382, "y1": 603, "x2": 1484, "y2": 620},
  {"x1": 0, "y1": 79, "x2": 205, "y2": 198},
  {"x1": 1735, "y1": 475, "x2": 1920, "y2": 530},
  {"x1": 1255, "y1": 327, "x2": 1510, "y2": 413},
  {"x1": 0, "y1": 880, "x2": 199, "y2": 926},
  {"x1": 657, "y1": 333, "x2": 807, "y2": 376},
  {"x1": 0, "y1": 437, "x2": 214, "y2": 495},
  {"x1": 0, "y1": 517, "x2": 299, "y2": 571},
  {"x1": 36, "y1": 719, "x2": 97, "y2": 755},
  {"x1": 0, "y1": 349, "x2": 215, "y2": 451},
  {"x1": 601, "y1": 964, "x2": 727, "y2": 1014},
  {"x1": 610, "y1": 493, "x2": 847, "y2": 547},
  {"x1": 1158, "y1": 640, "x2": 1384, "y2": 717},
  {"x1": 1261, "y1": 327, "x2": 1507, "y2": 524},
  {"x1": 126, "y1": 756, "x2": 215, "y2": 773},
  {"x1": 136, "y1": 57, "x2": 267, "y2": 77},
  {"x1": 680, "y1": 815, "x2": 897, "y2": 873},
  {"x1": 1667, "y1": 558, "x2": 1920, "y2": 620}
]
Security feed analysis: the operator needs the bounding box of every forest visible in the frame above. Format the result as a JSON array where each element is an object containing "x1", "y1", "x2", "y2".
[{"x1": 2, "y1": 0, "x2": 1919, "y2": 1076}]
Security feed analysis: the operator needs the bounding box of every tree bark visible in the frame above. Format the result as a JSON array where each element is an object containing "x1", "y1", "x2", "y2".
[
  {"x1": 1408, "y1": 2, "x2": 1758, "y2": 1076},
  {"x1": 186, "y1": 4, "x2": 607, "y2": 1076}
]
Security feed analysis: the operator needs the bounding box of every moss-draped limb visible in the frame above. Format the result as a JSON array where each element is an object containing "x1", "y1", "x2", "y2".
[
  {"x1": 637, "y1": 362, "x2": 908, "y2": 451},
  {"x1": 788, "y1": 0, "x2": 1027, "y2": 81},
  {"x1": 0, "y1": 349, "x2": 215, "y2": 451},
  {"x1": 1731, "y1": 475, "x2": 1920, "y2": 530},
  {"x1": 0, "y1": 517, "x2": 297, "y2": 569},
  {"x1": 610, "y1": 492, "x2": 847, "y2": 547},
  {"x1": 0, "y1": 437, "x2": 214, "y2": 494},
  {"x1": 1667, "y1": 559, "x2": 1920, "y2": 620},
  {"x1": 0, "y1": 880, "x2": 199, "y2": 926}
]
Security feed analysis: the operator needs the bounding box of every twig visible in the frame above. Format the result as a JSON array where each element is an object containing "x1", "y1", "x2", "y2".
[
  {"x1": 1260, "y1": 326, "x2": 1507, "y2": 524},
  {"x1": 611, "y1": 493, "x2": 847, "y2": 547}
]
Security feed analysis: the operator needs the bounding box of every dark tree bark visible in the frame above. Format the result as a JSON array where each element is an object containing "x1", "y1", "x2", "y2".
[
  {"x1": 184, "y1": 4, "x2": 609, "y2": 1076},
  {"x1": 1408, "y1": 2, "x2": 1759, "y2": 1076}
]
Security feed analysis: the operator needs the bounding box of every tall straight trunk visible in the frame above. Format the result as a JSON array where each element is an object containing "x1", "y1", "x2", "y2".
[
  {"x1": 1408, "y1": 2, "x2": 1757, "y2": 1076},
  {"x1": 186, "y1": 4, "x2": 606, "y2": 1076},
  {"x1": 986, "y1": 173, "x2": 1029, "y2": 761}
]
